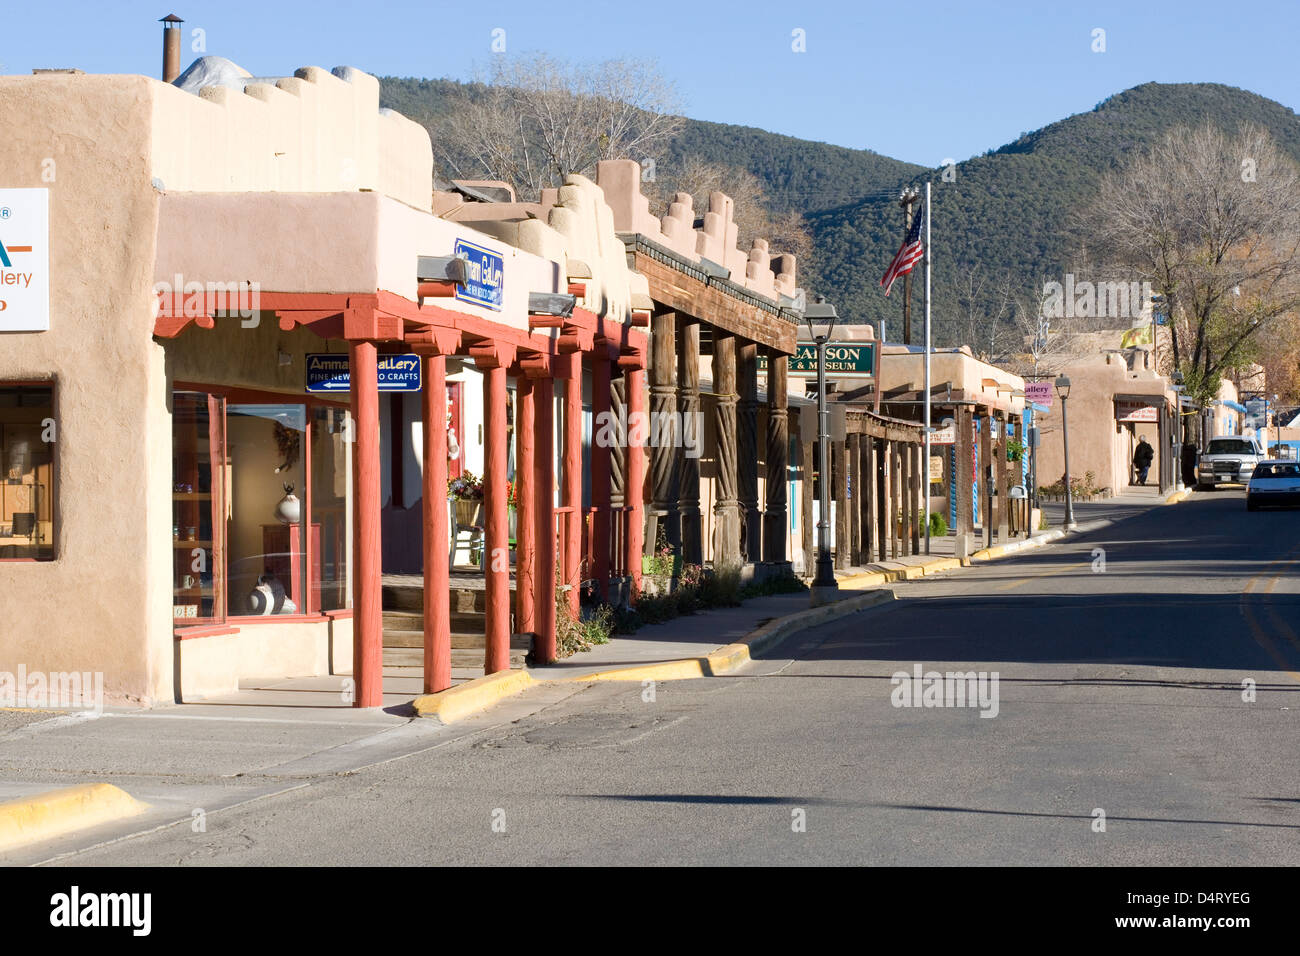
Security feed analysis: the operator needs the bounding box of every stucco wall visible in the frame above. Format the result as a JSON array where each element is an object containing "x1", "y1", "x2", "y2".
[{"x1": 0, "y1": 74, "x2": 173, "y2": 705}]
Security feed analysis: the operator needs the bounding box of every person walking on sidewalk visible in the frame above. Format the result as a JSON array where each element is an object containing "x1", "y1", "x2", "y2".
[{"x1": 1133, "y1": 436, "x2": 1154, "y2": 486}]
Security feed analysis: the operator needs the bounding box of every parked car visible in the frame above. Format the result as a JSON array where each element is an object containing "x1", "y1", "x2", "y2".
[
  {"x1": 1246, "y1": 461, "x2": 1300, "y2": 510},
  {"x1": 1196, "y1": 436, "x2": 1266, "y2": 489}
]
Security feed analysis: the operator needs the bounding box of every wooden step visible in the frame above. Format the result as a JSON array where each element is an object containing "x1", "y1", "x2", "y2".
[
  {"x1": 383, "y1": 629, "x2": 500, "y2": 649},
  {"x1": 382, "y1": 609, "x2": 488, "y2": 632},
  {"x1": 382, "y1": 583, "x2": 514, "y2": 614},
  {"x1": 382, "y1": 639, "x2": 530, "y2": 670}
]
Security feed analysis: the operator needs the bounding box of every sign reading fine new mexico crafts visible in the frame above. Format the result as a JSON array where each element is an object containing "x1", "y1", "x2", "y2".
[
  {"x1": 1024, "y1": 381, "x2": 1055, "y2": 408},
  {"x1": 0, "y1": 188, "x2": 50, "y2": 332},
  {"x1": 454, "y1": 238, "x2": 505, "y2": 311},
  {"x1": 759, "y1": 342, "x2": 876, "y2": 378},
  {"x1": 306, "y1": 354, "x2": 423, "y2": 393}
]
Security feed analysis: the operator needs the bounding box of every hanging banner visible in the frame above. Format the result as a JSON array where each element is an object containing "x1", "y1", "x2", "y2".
[
  {"x1": 0, "y1": 188, "x2": 50, "y2": 332},
  {"x1": 1025, "y1": 381, "x2": 1054, "y2": 408}
]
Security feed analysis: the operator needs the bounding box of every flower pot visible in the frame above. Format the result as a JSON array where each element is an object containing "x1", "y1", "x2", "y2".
[{"x1": 275, "y1": 492, "x2": 301, "y2": 525}]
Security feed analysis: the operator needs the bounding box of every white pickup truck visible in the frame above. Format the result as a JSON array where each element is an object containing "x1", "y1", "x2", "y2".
[{"x1": 1196, "y1": 436, "x2": 1266, "y2": 489}]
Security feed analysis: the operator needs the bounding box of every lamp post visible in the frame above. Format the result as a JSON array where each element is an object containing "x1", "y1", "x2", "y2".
[
  {"x1": 1055, "y1": 374, "x2": 1077, "y2": 532},
  {"x1": 806, "y1": 298, "x2": 839, "y2": 601},
  {"x1": 1273, "y1": 393, "x2": 1281, "y2": 458}
]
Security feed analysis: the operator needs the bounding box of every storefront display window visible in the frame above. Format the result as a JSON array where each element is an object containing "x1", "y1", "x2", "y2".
[
  {"x1": 171, "y1": 388, "x2": 353, "y2": 625},
  {"x1": 226, "y1": 403, "x2": 307, "y2": 617},
  {"x1": 0, "y1": 384, "x2": 56, "y2": 561},
  {"x1": 172, "y1": 391, "x2": 224, "y2": 620},
  {"x1": 311, "y1": 406, "x2": 353, "y2": 612}
]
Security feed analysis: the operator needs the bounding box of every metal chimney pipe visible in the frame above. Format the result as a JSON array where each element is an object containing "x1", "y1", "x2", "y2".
[{"x1": 161, "y1": 14, "x2": 184, "y2": 83}]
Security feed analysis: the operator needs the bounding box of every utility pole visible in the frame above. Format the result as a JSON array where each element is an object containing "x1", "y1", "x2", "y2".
[{"x1": 899, "y1": 187, "x2": 920, "y2": 346}]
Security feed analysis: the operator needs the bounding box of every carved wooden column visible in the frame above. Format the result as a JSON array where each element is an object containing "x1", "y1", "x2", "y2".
[
  {"x1": 978, "y1": 410, "x2": 992, "y2": 548},
  {"x1": 763, "y1": 349, "x2": 789, "y2": 565},
  {"x1": 711, "y1": 332, "x2": 741, "y2": 569},
  {"x1": 737, "y1": 341, "x2": 761, "y2": 563},
  {"x1": 996, "y1": 411, "x2": 1010, "y2": 543},
  {"x1": 848, "y1": 433, "x2": 861, "y2": 564},
  {"x1": 1014, "y1": 414, "x2": 1025, "y2": 537},
  {"x1": 609, "y1": 376, "x2": 626, "y2": 577},
  {"x1": 861, "y1": 433, "x2": 874, "y2": 564},
  {"x1": 891, "y1": 441, "x2": 902, "y2": 559},
  {"x1": 875, "y1": 436, "x2": 888, "y2": 563},
  {"x1": 624, "y1": 361, "x2": 647, "y2": 597},
  {"x1": 832, "y1": 436, "x2": 848, "y2": 569},
  {"x1": 419, "y1": 348, "x2": 452, "y2": 695},
  {"x1": 561, "y1": 350, "x2": 582, "y2": 616},
  {"x1": 911, "y1": 443, "x2": 922, "y2": 554},
  {"x1": 955, "y1": 405, "x2": 974, "y2": 556},
  {"x1": 676, "y1": 317, "x2": 702, "y2": 566},
  {"x1": 800, "y1": 429, "x2": 814, "y2": 575},
  {"x1": 649, "y1": 310, "x2": 679, "y2": 555},
  {"x1": 900, "y1": 441, "x2": 913, "y2": 556},
  {"x1": 591, "y1": 346, "x2": 612, "y2": 598},
  {"x1": 513, "y1": 374, "x2": 535, "y2": 639}
]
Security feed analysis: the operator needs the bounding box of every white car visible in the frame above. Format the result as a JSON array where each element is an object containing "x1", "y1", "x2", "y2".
[{"x1": 1246, "y1": 461, "x2": 1300, "y2": 511}]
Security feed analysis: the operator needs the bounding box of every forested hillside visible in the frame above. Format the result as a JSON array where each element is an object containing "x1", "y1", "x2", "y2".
[{"x1": 379, "y1": 77, "x2": 1300, "y2": 349}]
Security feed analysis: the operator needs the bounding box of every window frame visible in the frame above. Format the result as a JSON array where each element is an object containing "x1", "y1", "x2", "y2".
[
  {"x1": 173, "y1": 382, "x2": 352, "y2": 628},
  {"x1": 0, "y1": 379, "x2": 58, "y2": 563}
]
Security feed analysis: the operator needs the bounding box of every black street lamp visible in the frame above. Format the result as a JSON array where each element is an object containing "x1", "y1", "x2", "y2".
[
  {"x1": 1055, "y1": 374, "x2": 1077, "y2": 532},
  {"x1": 806, "y1": 297, "x2": 839, "y2": 601},
  {"x1": 1171, "y1": 370, "x2": 1186, "y2": 491}
]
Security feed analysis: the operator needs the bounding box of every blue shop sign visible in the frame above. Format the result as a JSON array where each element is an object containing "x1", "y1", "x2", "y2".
[
  {"x1": 306, "y1": 353, "x2": 422, "y2": 393},
  {"x1": 454, "y1": 238, "x2": 505, "y2": 311}
]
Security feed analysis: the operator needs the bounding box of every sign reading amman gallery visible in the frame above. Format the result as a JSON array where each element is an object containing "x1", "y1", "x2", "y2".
[
  {"x1": 0, "y1": 188, "x2": 50, "y2": 332},
  {"x1": 306, "y1": 354, "x2": 423, "y2": 393}
]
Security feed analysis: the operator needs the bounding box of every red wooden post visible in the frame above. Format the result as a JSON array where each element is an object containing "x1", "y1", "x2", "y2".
[
  {"x1": 421, "y1": 352, "x2": 451, "y2": 694},
  {"x1": 533, "y1": 375, "x2": 557, "y2": 663},
  {"x1": 515, "y1": 376, "x2": 536, "y2": 635},
  {"x1": 481, "y1": 358, "x2": 511, "y2": 674},
  {"x1": 562, "y1": 350, "x2": 583, "y2": 615},
  {"x1": 349, "y1": 339, "x2": 383, "y2": 707},
  {"x1": 624, "y1": 362, "x2": 646, "y2": 599},
  {"x1": 591, "y1": 347, "x2": 612, "y2": 600}
]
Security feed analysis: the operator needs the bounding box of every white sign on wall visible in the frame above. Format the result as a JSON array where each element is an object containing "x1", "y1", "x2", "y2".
[{"x1": 0, "y1": 189, "x2": 50, "y2": 332}]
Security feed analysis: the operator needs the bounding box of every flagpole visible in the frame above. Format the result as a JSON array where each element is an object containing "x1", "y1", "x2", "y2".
[{"x1": 924, "y1": 181, "x2": 932, "y2": 555}]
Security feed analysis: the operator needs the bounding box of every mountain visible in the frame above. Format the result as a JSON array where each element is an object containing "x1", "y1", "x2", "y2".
[
  {"x1": 378, "y1": 77, "x2": 1300, "y2": 349},
  {"x1": 803, "y1": 83, "x2": 1300, "y2": 344}
]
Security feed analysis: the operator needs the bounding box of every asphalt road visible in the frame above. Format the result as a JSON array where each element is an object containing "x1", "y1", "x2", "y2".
[{"x1": 14, "y1": 489, "x2": 1300, "y2": 865}]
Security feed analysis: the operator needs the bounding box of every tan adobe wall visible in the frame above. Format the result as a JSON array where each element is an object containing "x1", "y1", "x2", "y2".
[
  {"x1": 595, "y1": 160, "x2": 797, "y2": 300},
  {"x1": 151, "y1": 63, "x2": 432, "y2": 212},
  {"x1": 0, "y1": 73, "x2": 174, "y2": 705}
]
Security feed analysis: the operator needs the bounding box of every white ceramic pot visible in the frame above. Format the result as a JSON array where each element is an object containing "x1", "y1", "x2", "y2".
[{"x1": 275, "y1": 492, "x2": 301, "y2": 525}]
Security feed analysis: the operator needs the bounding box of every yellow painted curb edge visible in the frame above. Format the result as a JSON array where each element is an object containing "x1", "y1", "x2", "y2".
[
  {"x1": 1165, "y1": 488, "x2": 1194, "y2": 505},
  {"x1": 0, "y1": 783, "x2": 148, "y2": 853},
  {"x1": 413, "y1": 669, "x2": 535, "y2": 723}
]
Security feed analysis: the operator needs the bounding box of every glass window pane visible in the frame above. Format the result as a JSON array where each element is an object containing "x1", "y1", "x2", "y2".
[
  {"x1": 172, "y1": 391, "x2": 223, "y2": 621},
  {"x1": 311, "y1": 406, "x2": 352, "y2": 612},
  {"x1": 0, "y1": 385, "x2": 55, "y2": 561},
  {"x1": 227, "y1": 403, "x2": 307, "y2": 616}
]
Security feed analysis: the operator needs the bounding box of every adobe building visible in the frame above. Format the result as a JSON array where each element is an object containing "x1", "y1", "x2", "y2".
[
  {"x1": 0, "y1": 56, "x2": 664, "y2": 707},
  {"x1": 1031, "y1": 348, "x2": 1178, "y2": 494}
]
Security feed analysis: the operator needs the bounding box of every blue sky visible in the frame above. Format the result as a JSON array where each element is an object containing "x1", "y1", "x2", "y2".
[{"x1": 3, "y1": 0, "x2": 1296, "y2": 167}]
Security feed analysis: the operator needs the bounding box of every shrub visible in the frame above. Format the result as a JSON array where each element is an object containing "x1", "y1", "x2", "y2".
[
  {"x1": 556, "y1": 602, "x2": 614, "y2": 657},
  {"x1": 927, "y1": 511, "x2": 948, "y2": 536},
  {"x1": 739, "y1": 573, "x2": 808, "y2": 600}
]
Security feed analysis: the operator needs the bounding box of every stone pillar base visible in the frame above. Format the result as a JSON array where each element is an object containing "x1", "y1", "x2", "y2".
[{"x1": 809, "y1": 583, "x2": 843, "y2": 607}]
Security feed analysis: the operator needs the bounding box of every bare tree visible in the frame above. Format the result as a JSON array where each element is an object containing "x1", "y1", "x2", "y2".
[
  {"x1": 438, "y1": 53, "x2": 685, "y2": 199},
  {"x1": 953, "y1": 263, "x2": 1018, "y2": 360},
  {"x1": 1086, "y1": 123, "x2": 1300, "y2": 401}
]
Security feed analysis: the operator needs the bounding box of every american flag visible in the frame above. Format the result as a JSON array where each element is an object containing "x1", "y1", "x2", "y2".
[{"x1": 880, "y1": 205, "x2": 924, "y2": 297}]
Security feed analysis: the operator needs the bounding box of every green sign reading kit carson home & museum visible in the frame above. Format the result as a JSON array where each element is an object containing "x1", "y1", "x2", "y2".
[{"x1": 759, "y1": 342, "x2": 876, "y2": 378}]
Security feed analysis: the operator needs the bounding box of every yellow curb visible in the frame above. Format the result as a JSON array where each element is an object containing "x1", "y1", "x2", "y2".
[
  {"x1": 568, "y1": 658, "x2": 708, "y2": 683},
  {"x1": 923, "y1": 557, "x2": 962, "y2": 574},
  {"x1": 565, "y1": 588, "x2": 898, "y2": 685},
  {"x1": 412, "y1": 669, "x2": 535, "y2": 723},
  {"x1": 0, "y1": 783, "x2": 148, "y2": 852},
  {"x1": 1165, "y1": 488, "x2": 1194, "y2": 505},
  {"x1": 839, "y1": 570, "x2": 888, "y2": 590}
]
